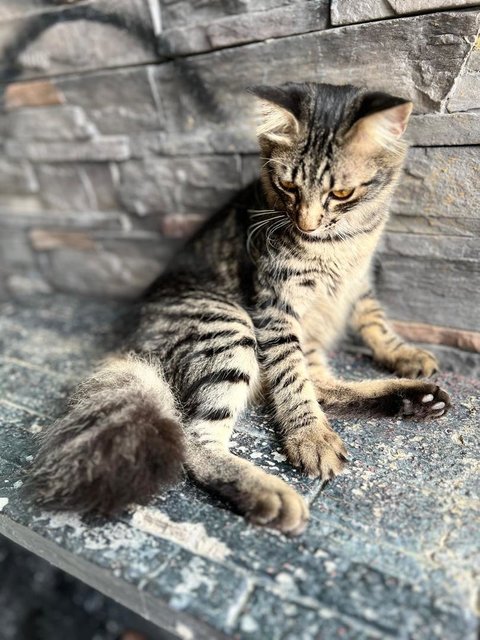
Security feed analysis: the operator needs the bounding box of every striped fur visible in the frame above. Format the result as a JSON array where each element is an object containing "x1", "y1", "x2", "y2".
[{"x1": 29, "y1": 83, "x2": 450, "y2": 534}]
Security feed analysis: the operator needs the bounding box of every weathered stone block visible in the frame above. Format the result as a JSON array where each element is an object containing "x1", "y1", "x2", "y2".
[
  {"x1": 0, "y1": 1, "x2": 90, "y2": 23},
  {"x1": 0, "y1": 0, "x2": 158, "y2": 82},
  {"x1": 447, "y1": 47, "x2": 480, "y2": 112},
  {"x1": 0, "y1": 228, "x2": 36, "y2": 270},
  {"x1": 7, "y1": 272, "x2": 53, "y2": 297},
  {"x1": 58, "y1": 67, "x2": 163, "y2": 135},
  {"x1": 158, "y1": 1, "x2": 329, "y2": 56},
  {"x1": 0, "y1": 159, "x2": 38, "y2": 194},
  {"x1": 5, "y1": 106, "x2": 96, "y2": 141},
  {"x1": 153, "y1": 10, "x2": 479, "y2": 138},
  {"x1": 377, "y1": 234, "x2": 480, "y2": 331},
  {"x1": 30, "y1": 229, "x2": 96, "y2": 251},
  {"x1": 5, "y1": 137, "x2": 130, "y2": 162},
  {"x1": 118, "y1": 155, "x2": 243, "y2": 216},
  {"x1": 331, "y1": 0, "x2": 479, "y2": 25},
  {"x1": 129, "y1": 125, "x2": 257, "y2": 158},
  {"x1": 3, "y1": 80, "x2": 65, "y2": 110},
  {"x1": 160, "y1": 212, "x2": 207, "y2": 239},
  {"x1": 389, "y1": 147, "x2": 480, "y2": 236},
  {"x1": 41, "y1": 236, "x2": 177, "y2": 297},
  {"x1": 0, "y1": 195, "x2": 43, "y2": 214},
  {"x1": 407, "y1": 113, "x2": 480, "y2": 146},
  {"x1": 35, "y1": 163, "x2": 119, "y2": 211}
]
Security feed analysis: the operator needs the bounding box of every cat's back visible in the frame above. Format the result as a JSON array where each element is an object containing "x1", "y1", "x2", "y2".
[{"x1": 142, "y1": 182, "x2": 262, "y2": 305}]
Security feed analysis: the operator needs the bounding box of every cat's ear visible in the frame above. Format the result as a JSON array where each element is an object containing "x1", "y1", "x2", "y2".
[
  {"x1": 347, "y1": 92, "x2": 413, "y2": 152},
  {"x1": 249, "y1": 85, "x2": 303, "y2": 146}
]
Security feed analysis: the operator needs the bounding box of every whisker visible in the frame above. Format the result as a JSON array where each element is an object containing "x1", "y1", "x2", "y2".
[{"x1": 246, "y1": 214, "x2": 288, "y2": 259}]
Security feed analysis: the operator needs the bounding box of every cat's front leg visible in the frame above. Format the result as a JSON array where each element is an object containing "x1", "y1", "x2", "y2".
[
  {"x1": 351, "y1": 290, "x2": 439, "y2": 378},
  {"x1": 254, "y1": 297, "x2": 347, "y2": 479}
]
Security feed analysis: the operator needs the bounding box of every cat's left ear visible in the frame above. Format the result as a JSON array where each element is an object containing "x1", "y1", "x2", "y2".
[
  {"x1": 249, "y1": 84, "x2": 304, "y2": 146},
  {"x1": 348, "y1": 92, "x2": 413, "y2": 150}
]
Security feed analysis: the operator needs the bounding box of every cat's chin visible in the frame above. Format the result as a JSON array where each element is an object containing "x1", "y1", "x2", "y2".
[{"x1": 296, "y1": 226, "x2": 332, "y2": 240}]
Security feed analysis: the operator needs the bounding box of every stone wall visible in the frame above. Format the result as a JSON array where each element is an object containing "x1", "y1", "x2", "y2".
[{"x1": 0, "y1": 1, "x2": 479, "y2": 367}]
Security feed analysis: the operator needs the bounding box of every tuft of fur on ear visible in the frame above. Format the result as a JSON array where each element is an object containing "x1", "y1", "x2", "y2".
[
  {"x1": 349, "y1": 91, "x2": 413, "y2": 156},
  {"x1": 249, "y1": 84, "x2": 304, "y2": 146}
]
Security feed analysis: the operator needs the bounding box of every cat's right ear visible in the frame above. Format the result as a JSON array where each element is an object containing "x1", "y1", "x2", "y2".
[{"x1": 248, "y1": 85, "x2": 301, "y2": 146}]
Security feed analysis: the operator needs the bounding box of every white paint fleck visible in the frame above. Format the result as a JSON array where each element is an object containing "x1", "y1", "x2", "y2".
[
  {"x1": 29, "y1": 423, "x2": 43, "y2": 434},
  {"x1": 240, "y1": 615, "x2": 258, "y2": 633},
  {"x1": 25, "y1": 455, "x2": 33, "y2": 461},
  {"x1": 13, "y1": 480, "x2": 23, "y2": 489},
  {"x1": 175, "y1": 622, "x2": 194, "y2": 640},
  {"x1": 132, "y1": 507, "x2": 231, "y2": 562},
  {"x1": 0, "y1": 498, "x2": 9, "y2": 511},
  {"x1": 272, "y1": 451, "x2": 287, "y2": 463}
]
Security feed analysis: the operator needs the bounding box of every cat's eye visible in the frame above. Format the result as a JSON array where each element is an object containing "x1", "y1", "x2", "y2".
[
  {"x1": 331, "y1": 188, "x2": 355, "y2": 200},
  {"x1": 279, "y1": 179, "x2": 298, "y2": 193}
]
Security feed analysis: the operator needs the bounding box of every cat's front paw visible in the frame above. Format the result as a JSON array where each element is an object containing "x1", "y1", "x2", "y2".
[
  {"x1": 398, "y1": 382, "x2": 450, "y2": 419},
  {"x1": 245, "y1": 477, "x2": 309, "y2": 536},
  {"x1": 284, "y1": 423, "x2": 347, "y2": 480},
  {"x1": 386, "y1": 344, "x2": 439, "y2": 378}
]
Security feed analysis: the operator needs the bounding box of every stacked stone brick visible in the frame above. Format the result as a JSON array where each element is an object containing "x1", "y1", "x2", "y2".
[{"x1": 0, "y1": 0, "x2": 478, "y2": 371}]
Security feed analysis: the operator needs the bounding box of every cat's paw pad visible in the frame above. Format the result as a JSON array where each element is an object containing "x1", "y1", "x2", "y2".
[
  {"x1": 390, "y1": 346, "x2": 439, "y2": 378},
  {"x1": 400, "y1": 383, "x2": 450, "y2": 419},
  {"x1": 246, "y1": 479, "x2": 309, "y2": 536},
  {"x1": 284, "y1": 424, "x2": 347, "y2": 480}
]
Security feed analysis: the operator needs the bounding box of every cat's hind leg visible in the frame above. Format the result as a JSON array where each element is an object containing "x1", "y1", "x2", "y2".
[
  {"x1": 306, "y1": 347, "x2": 450, "y2": 420},
  {"x1": 168, "y1": 299, "x2": 308, "y2": 534},
  {"x1": 351, "y1": 291, "x2": 439, "y2": 378}
]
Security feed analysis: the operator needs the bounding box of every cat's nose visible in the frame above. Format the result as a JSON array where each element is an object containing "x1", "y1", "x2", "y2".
[
  {"x1": 296, "y1": 205, "x2": 321, "y2": 233},
  {"x1": 297, "y1": 222, "x2": 318, "y2": 233}
]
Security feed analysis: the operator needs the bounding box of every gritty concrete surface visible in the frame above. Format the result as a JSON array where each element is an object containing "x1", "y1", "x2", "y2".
[{"x1": 0, "y1": 295, "x2": 479, "y2": 640}]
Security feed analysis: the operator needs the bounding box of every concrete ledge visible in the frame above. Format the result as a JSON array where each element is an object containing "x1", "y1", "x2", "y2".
[{"x1": 0, "y1": 296, "x2": 479, "y2": 639}]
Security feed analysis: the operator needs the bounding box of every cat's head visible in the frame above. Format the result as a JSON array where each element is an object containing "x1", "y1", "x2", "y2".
[{"x1": 250, "y1": 82, "x2": 412, "y2": 237}]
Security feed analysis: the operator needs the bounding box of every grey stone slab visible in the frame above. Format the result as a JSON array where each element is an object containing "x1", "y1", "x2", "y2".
[
  {"x1": 0, "y1": 296, "x2": 479, "y2": 640},
  {"x1": 3, "y1": 106, "x2": 96, "y2": 141},
  {"x1": 42, "y1": 244, "x2": 167, "y2": 298},
  {"x1": 143, "y1": 548, "x2": 250, "y2": 633},
  {"x1": 447, "y1": 47, "x2": 480, "y2": 113},
  {"x1": 0, "y1": 0, "x2": 159, "y2": 82},
  {"x1": 234, "y1": 586, "x2": 382, "y2": 640},
  {"x1": 377, "y1": 235, "x2": 480, "y2": 331},
  {"x1": 152, "y1": 10, "x2": 479, "y2": 138},
  {"x1": 5, "y1": 137, "x2": 131, "y2": 163},
  {"x1": 58, "y1": 67, "x2": 164, "y2": 136},
  {"x1": 6, "y1": 271, "x2": 53, "y2": 298},
  {"x1": 0, "y1": 228, "x2": 36, "y2": 271},
  {"x1": 158, "y1": 1, "x2": 329, "y2": 56},
  {"x1": 118, "y1": 155, "x2": 244, "y2": 216},
  {"x1": 0, "y1": 1, "x2": 92, "y2": 23},
  {"x1": 0, "y1": 209, "x2": 125, "y2": 229},
  {"x1": 424, "y1": 342, "x2": 480, "y2": 378},
  {"x1": 407, "y1": 113, "x2": 480, "y2": 146},
  {"x1": 0, "y1": 361, "x2": 72, "y2": 417},
  {"x1": 0, "y1": 404, "x2": 37, "y2": 466},
  {"x1": 331, "y1": 0, "x2": 480, "y2": 25},
  {"x1": 35, "y1": 163, "x2": 119, "y2": 212},
  {"x1": 0, "y1": 158, "x2": 38, "y2": 195}
]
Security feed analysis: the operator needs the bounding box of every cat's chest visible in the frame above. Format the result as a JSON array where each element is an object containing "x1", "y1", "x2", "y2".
[{"x1": 280, "y1": 252, "x2": 368, "y2": 311}]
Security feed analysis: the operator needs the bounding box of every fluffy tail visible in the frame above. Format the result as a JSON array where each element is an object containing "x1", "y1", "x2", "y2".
[{"x1": 27, "y1": 354, "x2": 185, "y2": 514}]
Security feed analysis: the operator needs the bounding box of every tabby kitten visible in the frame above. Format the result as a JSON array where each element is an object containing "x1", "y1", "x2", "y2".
[{"x1": 29, "y1": 83, "x2": 450, "y2": 535}]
